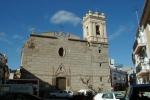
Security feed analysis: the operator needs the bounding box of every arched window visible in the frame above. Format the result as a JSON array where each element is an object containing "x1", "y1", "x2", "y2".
[{"x1": 96, "y1": 25, "x2": 100, "y2": 35}]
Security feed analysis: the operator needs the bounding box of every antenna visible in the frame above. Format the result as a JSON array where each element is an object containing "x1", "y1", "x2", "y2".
[
  {"x1": 132, "y1": 0, "x2": 141, "y2": 31},
  {"x1": 135, "y1": 10, "x2": 140, "y2": 30}
]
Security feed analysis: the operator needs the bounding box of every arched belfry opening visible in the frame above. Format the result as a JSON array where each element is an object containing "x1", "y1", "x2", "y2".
[{"x1": 96, "y1": 25, "x2": 100, "y2": 35}]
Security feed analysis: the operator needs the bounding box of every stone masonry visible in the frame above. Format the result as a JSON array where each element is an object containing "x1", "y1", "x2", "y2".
[{"x1": 21, "y1": 11, "x2": 111, "y2": 92}]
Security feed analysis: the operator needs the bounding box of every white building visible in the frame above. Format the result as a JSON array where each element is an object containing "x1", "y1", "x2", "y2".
[
  {"x1": 132, "y1": 0, "x2": 150, "y2": 84},
  {"x1": 109, "y1": 59, "x2": 128, "y2": 91}
]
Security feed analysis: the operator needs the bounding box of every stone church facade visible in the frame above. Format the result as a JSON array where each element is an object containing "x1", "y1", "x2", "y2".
[{"x1": 21, "y1": 11, "x2": 111, "y2": 91}]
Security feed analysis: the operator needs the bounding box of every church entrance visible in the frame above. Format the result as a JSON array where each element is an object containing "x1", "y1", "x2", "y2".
[{"x1": 56, "y1": 77, "x2": 66, "y2": 90}]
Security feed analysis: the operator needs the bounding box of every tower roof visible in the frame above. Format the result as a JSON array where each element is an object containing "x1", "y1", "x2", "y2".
[{"x1": 83, "y1": 10, "x2": 105, "y2": 22}]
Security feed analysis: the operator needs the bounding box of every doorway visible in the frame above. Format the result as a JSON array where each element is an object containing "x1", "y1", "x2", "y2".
[{"x1": 56, "y1": 77, "x2": 66, "y2": 90}]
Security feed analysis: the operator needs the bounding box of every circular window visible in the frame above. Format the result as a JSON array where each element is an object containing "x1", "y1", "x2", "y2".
[{"x1": 58, "y1": 47, "x2": 65, "y2": 57}]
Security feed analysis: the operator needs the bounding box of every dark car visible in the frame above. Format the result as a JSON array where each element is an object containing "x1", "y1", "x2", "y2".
[
  {"x1": 124, "y1": 84, "x2": 150, "y2": 100},
  {"x1": 0, "y1": 92, "x2": 42, "y2": 100}
]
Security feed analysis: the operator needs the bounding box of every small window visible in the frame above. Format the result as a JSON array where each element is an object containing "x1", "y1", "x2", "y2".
[
  {"x1": 100, "y1": 76, "x2": 103, "y2": 82},
  {"x1": 99, "y1": 49, "x2": 101, "y2": 53},
  {"x1": 86, "y1": 26, "x2": 89, "y2": 35},
  {"x1": 58, "y1": 47, "x2": 65, "y2": 57},
  {"x1": 114, "y1": 77, "x2": 117, "y2": 80},
  {"x1": 87, "y1": 42, "x2": 90, "y2": 47},
  {"x1": 96, "y1": 25, "x2": 100, "y2": 35},
  {"x1": 99, "y1": 63, "x2": 102, "y2": 67},
  {"x1": 98, "y1": 44, "x2": 102, "y2": 53}
]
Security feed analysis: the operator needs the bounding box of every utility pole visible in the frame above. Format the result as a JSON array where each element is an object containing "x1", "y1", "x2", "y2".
[{"x1": 135, "y1": 10, "x2": 140, "y2": 29}]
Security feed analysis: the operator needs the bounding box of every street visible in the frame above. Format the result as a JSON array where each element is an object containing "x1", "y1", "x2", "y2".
[{"x1": 43, "y1": 95, "x2": 94, "y2": 100}]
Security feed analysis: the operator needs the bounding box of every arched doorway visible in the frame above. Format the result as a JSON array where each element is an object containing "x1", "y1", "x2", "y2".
[{"x1": 56, "y1": 77, "x2": 66, "y2": 90}]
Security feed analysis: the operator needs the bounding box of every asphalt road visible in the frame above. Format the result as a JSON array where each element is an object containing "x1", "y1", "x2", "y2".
[{"x1": 43, "y1": 95, "x2": 94, "y2": 100}]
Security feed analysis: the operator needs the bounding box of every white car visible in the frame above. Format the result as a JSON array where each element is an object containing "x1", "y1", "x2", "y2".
[
  {"x1": 78, "y1": 89, "x2": 95, "y2": 96},
  {"x1": 65, "y1": 90, "x2": 73, "y2": 97},
  {"x1": 93, "y1": 92, "x2": 124, "y2": 100}
]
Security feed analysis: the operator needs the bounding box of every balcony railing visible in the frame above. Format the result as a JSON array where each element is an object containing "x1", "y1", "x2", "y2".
[
  {"x1": 87, "y1": 36, "x2": 108, "y2": 43},
  {"x1": 133, "y1": 37, "x2": 146, "y2": 54},
  {"x1": 136, "y1": 58, "x2": 150, "y2": 76}
]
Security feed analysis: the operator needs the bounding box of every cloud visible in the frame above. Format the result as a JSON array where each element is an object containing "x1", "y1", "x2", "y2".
[
  {"x1": 0, "y1": 32, "x2": 6, "y2": 37},
  {"x1": 109, "y1": 25, "x2": 128, "y2": 41},
  {"x1": 12, "y1": 34, "x2": 23, "y2": 40},
  {"x1": 50, "y1": 10, "x2": 81, "y2": 26},
  {"x1": 28, "y1": 27, "x2": 36, "y2": 32},
  {"x1": 0, "y1": 32, "x2": 12, "y2": 45}
]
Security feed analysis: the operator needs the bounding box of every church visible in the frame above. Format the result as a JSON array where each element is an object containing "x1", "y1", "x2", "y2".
[{"x1": 21, "y1": 11, "x2": 111, "y2": 92}]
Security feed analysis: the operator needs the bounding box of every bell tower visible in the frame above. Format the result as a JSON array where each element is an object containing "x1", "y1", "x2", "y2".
[{"x1": 83, "y1": 11, "x2": 108, "y2": 43}]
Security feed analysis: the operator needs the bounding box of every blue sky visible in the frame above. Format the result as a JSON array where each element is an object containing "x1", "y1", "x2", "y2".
[{"x1": 0, "y1": 0, "x2": 144, "y2": 69}]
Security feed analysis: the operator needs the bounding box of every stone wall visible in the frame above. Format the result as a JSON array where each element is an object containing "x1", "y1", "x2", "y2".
[{"x1": 21, "y1": 33, "x2": 111, "y2": 91}]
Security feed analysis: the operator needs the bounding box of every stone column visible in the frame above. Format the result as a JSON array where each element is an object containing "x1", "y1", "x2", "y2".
[
  {"x1": 93, "y1": 22, "x2": 96, "y2": 36},
  {"x1": 101, "y1": 23, "x2": 104, "y2": 38},
  {"x1": 92, "y1": 22, "x2": 96, "y2": 41},
  {"x1": 83, "y1": 25, "x2": 87, "y2": 39},
  {"x1": 89, "y1": 22, "x2": 93, "y2": 36},
  {"x1": 103, "y1": 22, "x2": 108, "y2": 42},
  {"x1": 88, "y1": 22, "x2": 93, "y2": 41}
]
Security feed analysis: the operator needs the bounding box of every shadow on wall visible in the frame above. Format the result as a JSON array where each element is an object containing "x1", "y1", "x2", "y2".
[{"x1": 20, "y1": 67, "x2": 56, "y2": 97}]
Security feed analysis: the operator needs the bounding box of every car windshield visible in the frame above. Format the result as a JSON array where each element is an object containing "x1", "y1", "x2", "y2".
[
  {"x1": 114, "y1": 92, "x2": 124, "y2": 99},
  {"x1": 102, "y1": 93, "x2": 113, "y2": 99}
]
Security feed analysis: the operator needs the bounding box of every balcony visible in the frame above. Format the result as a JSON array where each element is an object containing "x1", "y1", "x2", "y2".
[
  {"x1": 136, "y1": 64, "x2": 142, "y2": 73},
  {"x1": 136, "y1": 58, "x2": 150, "y2": 77},
  {"x1": 133, "y1": 37, "x2": 146, "y2": 54}
]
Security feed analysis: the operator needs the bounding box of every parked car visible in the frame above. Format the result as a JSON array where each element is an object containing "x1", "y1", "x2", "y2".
[
  {"x1": 65, "y1": 90, "x2": 74, "y2": 97},
  {"x1": 78, "y1": 89, "x2": 95, "y2": 96},
  {"x1": 93, "y1": 92, "x2": 124, "y2": 100},
  {"x1": 124, "y1": 84, "x2": 150, "y2": 100},
  {"x1": 49, "y1": 90, "x2": 73, "y2": 98},
  {"x1": 0, "y1": 84, "x2": 34, "y2": 96},
  {"x1": 0, "y1": 92, "x2": 42, "y2": 100}
]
